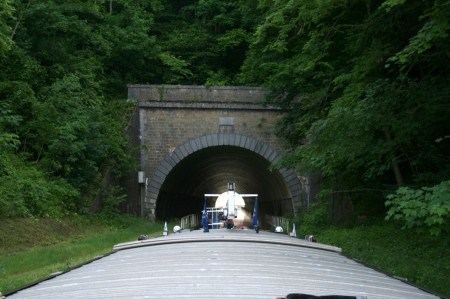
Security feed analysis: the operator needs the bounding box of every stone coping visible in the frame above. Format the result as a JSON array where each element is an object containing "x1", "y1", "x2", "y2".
[{"x1": 113, "y1": 229, "x2": 342, "y2": 253}]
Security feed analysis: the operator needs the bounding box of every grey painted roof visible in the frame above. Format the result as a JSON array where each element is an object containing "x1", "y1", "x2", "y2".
[{"x1": 7, "y1": 229, "x2": 440, "y2": 299}]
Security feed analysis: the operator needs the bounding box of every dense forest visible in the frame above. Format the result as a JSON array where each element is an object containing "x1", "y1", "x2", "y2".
[{"x1": 0, "y1": 0, "x2": 449, "y2": 235}]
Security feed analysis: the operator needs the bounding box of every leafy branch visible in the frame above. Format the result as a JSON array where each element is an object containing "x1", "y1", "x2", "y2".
[{"x1": 385, "y1": 181, "x2": 450, "y2": 236}]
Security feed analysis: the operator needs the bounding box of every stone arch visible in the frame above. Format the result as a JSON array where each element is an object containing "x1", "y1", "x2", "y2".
[{"x1": 145, "y1": 133, "x2": 303, "y2": 219}]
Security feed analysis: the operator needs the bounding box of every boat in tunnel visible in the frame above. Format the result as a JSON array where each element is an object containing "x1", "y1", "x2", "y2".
[{"x1": 202, "y1": 182, "x2": 259, "y2": 229}]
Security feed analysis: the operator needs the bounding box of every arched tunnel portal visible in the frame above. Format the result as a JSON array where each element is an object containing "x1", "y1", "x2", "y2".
[{"x1": 150, "y1": 134, "x2": 303, "y2": 228}]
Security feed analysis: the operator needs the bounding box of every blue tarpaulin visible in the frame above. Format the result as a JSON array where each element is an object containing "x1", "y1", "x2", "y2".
[
  {"x1": 252, "y1": 197, "x2": 259, "y2": 233},
  {"x1": 201, "y1": 199, "x2": 209, "y2": 232}
]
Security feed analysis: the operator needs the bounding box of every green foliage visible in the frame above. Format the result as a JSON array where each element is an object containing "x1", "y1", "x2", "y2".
[
  {"x1": 380, "y1": 0, "x2": 406, "y2": 12},
  {"x1": 158, "y1": 52, "x2": 193, "y2": 83},
  {"x1": 0, "y1": 100, "x2": 20, "y2": 151},
  {"x1": 0, "y1": 0, "x2": 13, "y2": 53},
  {"x1": 97, "y1": 186, "x2": 127, "y2": 221},
  {"x1": 0, "y1": 0, "x2": 148, "y2": 218},
  {"x1": 0, "y1": 132, "x2": 19, "y2": 151},
  {"x1": 205, "y1": 70, "x2": 231, "y2": 86},
  {"x1": 240, "y1": 0, "x2": 450, "y2": 205},
  {"x1": 153, "y1": 0, "x2": 261, "y2": 84},
  {"x1": 386, "y1": 0, "x2": 450, "y2": 68},
  {"x1": 100, "y1": 0, "x2": 163, "y2": 95},
  {"x1": 294, "y1": 199, "x2": 330, "y2": 236},
  {"x1": 385, "y1": 180, "x2": 450, "y2": 236},
  {"x1": 0, "y1": 152, "x2": 79, "y2": 217}
]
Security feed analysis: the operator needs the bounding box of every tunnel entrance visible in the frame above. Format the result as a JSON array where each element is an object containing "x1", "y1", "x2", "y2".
[{"x1": 155, "y1": 145, "x2": 293, "y2": 225}]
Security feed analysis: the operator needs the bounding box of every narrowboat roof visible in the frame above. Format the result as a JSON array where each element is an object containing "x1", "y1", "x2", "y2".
[{"x1": 6, "y1": 229, "x2": 442, "y2": 299}]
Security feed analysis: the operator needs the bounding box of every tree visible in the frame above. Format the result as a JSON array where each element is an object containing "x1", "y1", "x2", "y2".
[
  {"x1": 0, "y1": 0, "x2": 145, "y2": 216},
  {"x1": 239, "y1": 0, "x2": 450, "y2": 222},
  {"x1": 0, "y1": 0, "x2": 14, "y2": 53},
  {"x1": 152, "y1": 0, "x2": 261, "y2": 84}
]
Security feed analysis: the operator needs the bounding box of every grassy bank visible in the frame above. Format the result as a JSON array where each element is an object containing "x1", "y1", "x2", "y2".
[
  {"x1": 296, "y1": 220, "x2": 450, "y2": 298},
  {"x1": 0, "y1": 216, "x2": 166, "y2": 295}
]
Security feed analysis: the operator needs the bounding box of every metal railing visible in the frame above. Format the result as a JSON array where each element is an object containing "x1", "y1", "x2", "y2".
[{"x1": 180, "y1": 213, "x2": 199, "y2": 230}]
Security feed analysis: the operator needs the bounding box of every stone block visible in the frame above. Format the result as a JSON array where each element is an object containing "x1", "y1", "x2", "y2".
[
  {"x1": 268, "y1": 151, "x2": 279, "y2": 163},
  {"x1": 200, "y1": 135, "x2": 208, "y2": 148},
  {"x1": 206, "y1": 134, "x2": 213, "y2": 146},
  {"x1": 249, "y1": 138, "x2": 257, "y2": 151},
  {"x1": 153, "y1": 172, "x2": 165, "y2": 184},
  {"x1": 259, "y1": 143, "x2": 269, "y2": 157},
  {"x1": 211, "y1": 133, "x2": 219, "y2": 146},
  {"x1": 193, "y1": 138, "x2": 202, "y2": 151},
  {"x1": 244, "y1": 136, "x2": 252, "y2": 149},
  {"x1": 160, "y1": 161, "x2": 172, "y2": 175},
  {"x1": 177, "y1": 145, "x2": 187, "y2": 158}
]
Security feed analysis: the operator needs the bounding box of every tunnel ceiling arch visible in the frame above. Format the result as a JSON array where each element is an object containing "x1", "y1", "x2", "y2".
[{"x1": 147, "y1": 133, "x2": 302, "y2": 220}]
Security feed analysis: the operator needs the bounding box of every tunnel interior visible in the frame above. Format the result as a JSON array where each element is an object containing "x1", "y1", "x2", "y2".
[{"x1": 155, "y1": 145, "x2": 293, "y2": 227}]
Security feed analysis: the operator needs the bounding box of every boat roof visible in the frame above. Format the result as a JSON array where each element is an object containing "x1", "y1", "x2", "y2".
[{"x1": 6, "y1": 229, "x2": 441, "y2": 299}]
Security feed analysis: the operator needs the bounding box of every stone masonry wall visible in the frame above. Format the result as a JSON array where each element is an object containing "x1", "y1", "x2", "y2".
[
  {"x1": 127, "y1": 85, "x2": 304, "y2": 218},
  {"x1": 129, "y1": 85, "x2": 286, "y2": 186},
  {"x1": 141, "y1": 108, "x2": 285, "y2": 177},
  {"x1": 128, "y1": 84, "x2": 266, "y2": 103}
]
